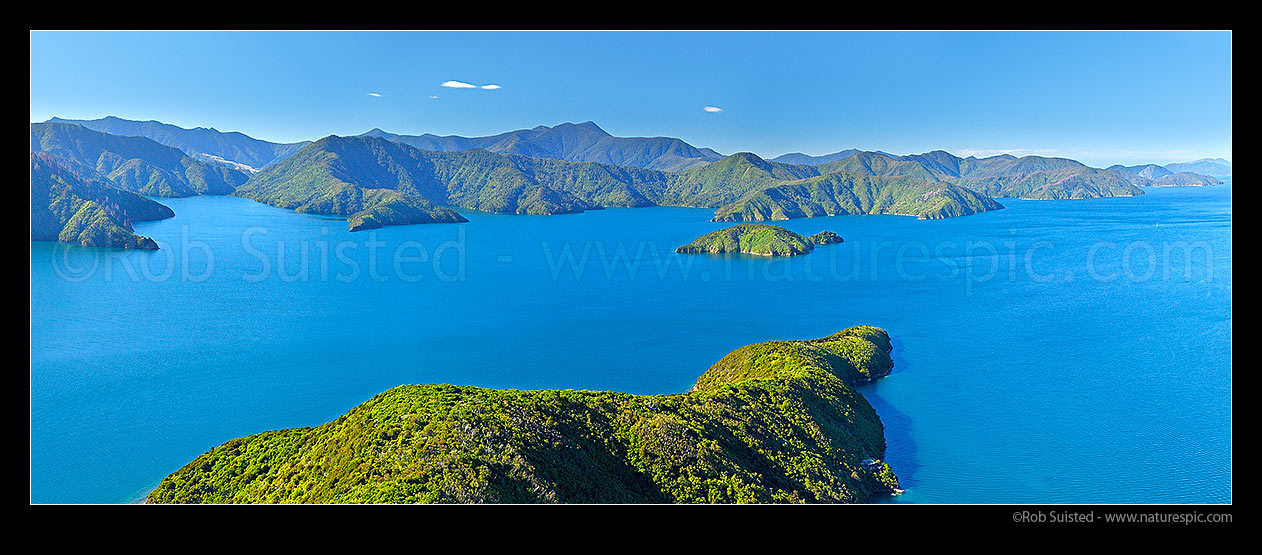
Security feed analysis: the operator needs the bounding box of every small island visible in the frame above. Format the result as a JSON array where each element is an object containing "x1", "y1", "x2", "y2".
[
  {"x1": 675, "y1": 224, "x2": 843, "y2": 257},
  {"x1": 808, "y1": 230, "x2": 844, "y2": 245}
]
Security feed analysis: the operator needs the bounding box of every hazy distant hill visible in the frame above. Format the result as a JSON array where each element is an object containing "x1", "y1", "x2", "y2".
[
  {"x1": 361, "y1": 121, "x2": 722, "y2": 172},
  {"x1": 1151, "y1": 172, "x2": 1224, "y2": 187},
  {"x1": 769, "y1": 149, "x2": 896, "y2": 166},
  {"x1": 798, "y1": 150, "x2": 1143, "y2": 200},
  {"x1": 1163, "y1": 158, "x2": 1231, "y2": 177},
  {"x1": 1107, "y1": 163, "x2": 1174, "y2": 180},
  {"x1": 46, "y1": 116, "x2": 309, "y2": 171},
  {"x1": 30, "y1": 152, "x2": 174, "y2": 249},
  {"x1": 31, "y1": 122, "x2": 250, "y2": 197},
  {"x1": 1107, "y1": 161, "x2": 1226, "y2": 186},
  {"x1": 712, "y1": 172, "x2": 1003, "y2": 222}
]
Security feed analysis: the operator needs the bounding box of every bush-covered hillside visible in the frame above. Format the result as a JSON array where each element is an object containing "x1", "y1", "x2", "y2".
[
  {"x1": 147, "y1": 326, "x2": 902, "y2": 504},
  {"x1": 30, "y1": 152, "x2": 173, "y2": 249}
]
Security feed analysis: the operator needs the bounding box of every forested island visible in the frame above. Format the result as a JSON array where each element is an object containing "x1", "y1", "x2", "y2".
[
  {"x1": 147, "y1": 326, "x2": 902, "y2": 504},
  {"x1": 675, "y1": 224, "x2": 842, "y2": 257}
]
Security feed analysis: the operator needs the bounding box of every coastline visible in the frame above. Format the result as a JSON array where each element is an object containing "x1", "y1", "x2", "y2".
[{"x1": 145, "y1": 326, "x2": 902, "y2": 504}]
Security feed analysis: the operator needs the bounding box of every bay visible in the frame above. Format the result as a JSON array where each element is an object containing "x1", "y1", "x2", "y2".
[{"x1": 29, "y1": 184, "x2": 1232, "y2": 504}]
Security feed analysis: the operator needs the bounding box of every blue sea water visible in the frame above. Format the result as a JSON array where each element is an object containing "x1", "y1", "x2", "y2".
[{"x1": 29, "y1": 185, "x2": 1231, "y2": 504}]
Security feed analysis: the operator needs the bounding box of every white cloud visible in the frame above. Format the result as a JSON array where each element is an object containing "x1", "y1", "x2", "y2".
[
  {"x1": 367, "y1": 92, "x2": 383, "y2": 97},
  {"x1": 429, "y1": 95, "x2": 439, "y2": 99},
  {"x1": 703, "y1": 106, "x2": 723, "y2": 113},
  {"x1": 442, "y1": 81, "x2": 502, "y2": 91}
]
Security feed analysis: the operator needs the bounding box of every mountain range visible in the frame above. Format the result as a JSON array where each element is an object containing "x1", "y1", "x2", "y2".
[
  {"x1": 47, "y1": 116, "x2": 310, "y2": 172},
  {"x1": 240, "y1": 135, "x2": 1006, "y2": 228},
  {"x1": 1163, "y1": 158, "x2": 1232, "y2": 177},
  {"x1": 31, "y1": 122, "x2": 251, "y2": 197},
  {"x1": 1107, "y1": 164, "x2": 1224, "y2": 187},
  {"x1": 1108, "y1": 160, "x2": 1229, "y2": 185},
  {"x1": 769, "y1": 149, "x2": 896, "y2": 165},
  {"x1": 360, "y1": 121, "x2": 723, "y2": 172},
  {"x1": 30, "y1": 117, "x2": 1227, "y2": 242}
]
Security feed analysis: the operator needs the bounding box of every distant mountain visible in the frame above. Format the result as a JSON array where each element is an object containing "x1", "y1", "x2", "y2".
[
  {"x1": 1107, "y1": 163, "x2": 1174, "y2": 181},
  {"x1": 796, "y1": 150, "x2": 1143, "y2": 200},
  {"x1": 30, "y1": 152, "x2": 174, "y2": 249},
  {"x1": 31, "y1": 122, "x2": 250, "y2": 197},
  {"x1": 1163, "y1": 158, "x2": 1231, "y2": 177},
  {"x1": 956, "y1": 166, "x2": 1144, "y2": 200},
  {"x1": 235, "y1": 136, "x2": 477, "y2": 231},
  {"x1": 361, "y1": 121, "x2": 722, "y2": 172},
  {"x1": 46, "y1": 116, "x2": 309, "y2": 171},
  {"x1": 712, "y1": 172, "x2": 1004, "y2": 222},
  {"x1": 769, "y1": 149, "x2": 896, "y2": 166},
  {"x1": 1151, "y1": 172, "x2": 1224, "y2": 187},
  {"x1": 661, "y1": 152, "x2": 822, "y2": 207},
  {"x1": 242, "y1": 137, "x2": 1008, "y2": 229},
  {"x1": 1107, "y1": 160, "x2": 1226, "y2": 186},
  {"x1": 238, "y1": 135, "x2": 676, "y2": 228}
]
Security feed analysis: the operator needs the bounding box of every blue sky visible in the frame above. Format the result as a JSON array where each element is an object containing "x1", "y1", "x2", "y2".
[{"x1": 29, "y1": 31, "x2": 1231, "y2": 167}]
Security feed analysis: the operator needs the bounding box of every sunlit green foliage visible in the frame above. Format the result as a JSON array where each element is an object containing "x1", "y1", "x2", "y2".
[
  {"x1": 674, "y1": 224, "x2": 818, "y2": 256},
  {"x1": 808, "y1": 231, "x2": 843, "y2": 245},
  {"x1": 148, "y1": 326, "x2": 902, "y2": 504}
]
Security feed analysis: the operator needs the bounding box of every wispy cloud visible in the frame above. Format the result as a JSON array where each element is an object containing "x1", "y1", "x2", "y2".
[
  {"x1": 428, "y1": 95, "x2": 439, "y2": 99},
  {"x1": 367, "y1": 92, "x2": 383, "y2": 97},
  {"x1": 703, "y1": 106, "x2": 723, "y2": 113},
  {"x1": 441, "y1": 80, "x2": 500, "y2": 90}
]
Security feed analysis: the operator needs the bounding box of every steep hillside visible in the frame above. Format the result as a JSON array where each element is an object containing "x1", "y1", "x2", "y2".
[
  {"x1": 31, "y1": 122, "x2": 249, "y2": 197},
  {"x1": 147, "y1": 326, "x2": 902, "y2": 504},
  {"x1": 30, "y1": 152, "x2": 173, "y2": 249}
]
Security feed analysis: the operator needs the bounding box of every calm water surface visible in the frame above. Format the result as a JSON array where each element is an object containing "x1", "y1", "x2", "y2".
[{"x1": 30, "y1": 185, "x2": 1231, "y2": 503}]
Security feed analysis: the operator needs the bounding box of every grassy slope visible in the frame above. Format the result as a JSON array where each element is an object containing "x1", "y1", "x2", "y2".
[{"x1": 147, "y1": 326, "x2": 902, "y2": 504}]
